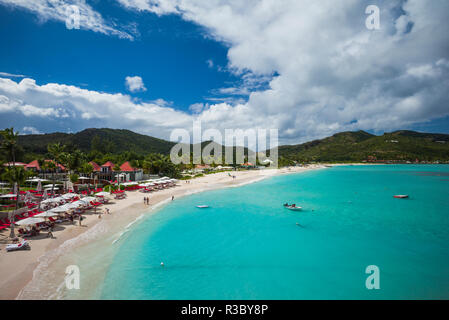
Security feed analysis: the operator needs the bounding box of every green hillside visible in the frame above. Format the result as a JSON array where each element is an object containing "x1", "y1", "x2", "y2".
[
  {"x1": 278, "y1": 130, "x2": 449, "y2": 162},
  {"x1": 6, "y1": 128, "x2": 449, "y2": 164},
  {"x1": 17, "y1": 128, "x2": 176, "y2": 155}
]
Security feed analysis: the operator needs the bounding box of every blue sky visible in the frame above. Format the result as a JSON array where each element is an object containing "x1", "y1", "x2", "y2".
[
  {"x1": 0, "y1": 0, "x2": 448, "y2": 144},
  {"x1": 0, "y1": 2, "x2": 239, "y2": 111}
]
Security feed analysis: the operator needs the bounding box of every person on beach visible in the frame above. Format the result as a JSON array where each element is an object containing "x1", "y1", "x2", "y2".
[
  {"x1": 79, "y1": 215, "x2": 82, "y2": 226},
  {"x1": 144, "y1": 197, "x2": 147, "y2": 204},
  {"x1": 47, "y1": 226, "x2": 54, "y2": 238},
  {"x1": 172, "y1": 195, "x2": 174, "y2": 201}
]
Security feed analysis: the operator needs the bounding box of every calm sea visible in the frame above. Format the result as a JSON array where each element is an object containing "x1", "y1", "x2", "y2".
[{"x1": 99, "y1": 165, "x2": 449, "y2": 299}]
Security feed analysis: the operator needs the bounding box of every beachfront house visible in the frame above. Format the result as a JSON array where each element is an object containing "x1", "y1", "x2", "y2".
[
  {"x1": 241, "y1": 162, "x2": 256, "y2": 169},
  {"x1": 194, "y1": 164, "x2": 211, "y2": 173},
  {"x1": 119, "y1": 161, "x2": 143, "y2": 182},
  {"x1": 90, "y1": 161, "x2": 143, "y2": 182}
]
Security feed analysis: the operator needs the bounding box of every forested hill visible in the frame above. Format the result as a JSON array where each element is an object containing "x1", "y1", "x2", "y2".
[
  {"x1": 16, "y1": 128, "x2": 176, "y2": 155},
  {"x1": 278, "y1": 130, "x2": 449, "y2": 162},
  {"x1": 9, "y1": 128, "x2": 449, "y2": 163}
]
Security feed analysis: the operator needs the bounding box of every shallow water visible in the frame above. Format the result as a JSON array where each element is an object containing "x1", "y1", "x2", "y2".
[{"x1": 81, "y1": 165, "x2": 448, "y2": 299}]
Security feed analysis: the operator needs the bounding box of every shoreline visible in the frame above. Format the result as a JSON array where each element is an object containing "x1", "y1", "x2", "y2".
[{"x1": 1, "y1": 164, "x2": 330, "y2": 300}]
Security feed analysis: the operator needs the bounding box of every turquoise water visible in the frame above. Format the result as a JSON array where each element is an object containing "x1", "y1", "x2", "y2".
[{"x1": 100, "y1": 165, "x2": 449, "y2": 299}]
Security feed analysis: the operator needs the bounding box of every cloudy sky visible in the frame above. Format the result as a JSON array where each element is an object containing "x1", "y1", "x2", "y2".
[{"x1": 1, "y1": 0, "x2": 448, "y2": 146}]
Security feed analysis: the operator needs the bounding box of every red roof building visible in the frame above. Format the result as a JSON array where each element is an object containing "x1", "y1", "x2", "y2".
[
  {"x1": 26, "y1": 160, "x2": 40, "y2": 171},
  {"x1": 25, "y1": 159, "x2": 65, "y2": 172},
  {"x1": 195, "y1": 164, "x2": 211, "y2": 169},
  {"x1": 89, "y1": 161, "x2": 101, "y2": 172},
  {"x1": 120, "y1": 161, "x2": 136, "y2": 172},
  {"x1": 242, "y1": 162, "x2": 255, "y2": 167},
  {"x1": 101, "y1": 161, "x2": 115, "y2": 173},
  {"x1": 44, "y1": 160, "x2": 66, "y2": 171}
]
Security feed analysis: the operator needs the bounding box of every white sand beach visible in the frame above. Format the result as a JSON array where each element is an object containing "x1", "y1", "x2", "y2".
[{"x1": 0, "y1": 165, "x2": 327, "y2": 300}]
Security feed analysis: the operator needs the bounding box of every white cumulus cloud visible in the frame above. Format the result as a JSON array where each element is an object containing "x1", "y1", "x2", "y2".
[
  {"x1": 125, "y1": 76, "x2": 147, "y2": 93},
  {"x1": 0, "y1": 0, "x2": 133, "y2": 40},
  {"x1": 116, "y1": 0, "x2": 449, "y2": 143},
  {"x1": 21, "y1": 126, "x2": 42, "y2": 135}
]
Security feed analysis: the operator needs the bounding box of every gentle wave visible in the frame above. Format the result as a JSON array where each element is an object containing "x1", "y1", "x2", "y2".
[{"x1": 16, "y1": 220, "x2": 110, "y2": 300}]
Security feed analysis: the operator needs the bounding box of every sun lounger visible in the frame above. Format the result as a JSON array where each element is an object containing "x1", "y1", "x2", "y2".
[{"x1": 6, "y1": 240, "x2": 30, "y2": 252}]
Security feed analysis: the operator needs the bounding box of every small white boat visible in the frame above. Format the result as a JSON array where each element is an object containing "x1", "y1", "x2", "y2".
[
  {"x1": 196, "y1": 205, "x2": 210, "y2": 208},
  {"x1": 393, "y1": 195, "x2": 409, "y2": 199},
  {"x1": 286, "y1": 205, "x2": 302, "y2": 211}
]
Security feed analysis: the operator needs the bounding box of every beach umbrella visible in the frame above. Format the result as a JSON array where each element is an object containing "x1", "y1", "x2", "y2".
[
  {"x1": 26, "y1": 178, "x2": 48, "y2": 182},
  {"x1": 35, "y1": 211, "x2": 59, "y2": 218},
  {"x1": 0, "y1": 194, "x2": 17, "y2": 198},
  {"x1": 65, "y1": 202, "x2": 82, "y2": 209},
  {"x1": 41, "y1": 197, "x2": 62, "y2": 204},
  {"x1": 61, "y1": 193, "x2": 77, "y2": 199},
  {"x1": 67, "y1": 201, "x2": 85, "y2": 212},
  {"x1": 49, "y1": 206, "x2": 69, "y2": 213},
  {"x1": 15, "y1": 217, "x2": 45, "y2": 226},
  {"x1": 95, "y1": 191, "x2": 111, "y2": 197}
]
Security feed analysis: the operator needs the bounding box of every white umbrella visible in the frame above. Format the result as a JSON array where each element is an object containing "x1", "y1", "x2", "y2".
[
  {"x1": 49, "y1": 204, "x2": 71, "y2": 213},
  {"x1": 35, "y1": 211, "x2": 59, "y2": 218},
  {"x1": 16, "y1": 217, "x2": 45, "y2": 226},
  {"x1": 41, "y1": 197, "x2": 62, "y2": 204},
  {"x1": 26, "y1": 178, "x2": 48, "y2": 182},
  {"x1": 65, "y1": 202, "x2": 82, "y2": 209},
  {"x1": 61, "y1": 193, "x2": 77, "y2": 199},
  {"x1": 82, "y1": 196, "x2": 96, "y2": 202},
  {"x1": 0, "y1": 194, "x2": 17, "y2": 198},
  {"x1": 95, "y1": 191, "x2": 111, "y2": 197}
]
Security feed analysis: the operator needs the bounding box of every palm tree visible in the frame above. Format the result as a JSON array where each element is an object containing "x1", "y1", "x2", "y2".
[
  {"x1": 0, "y1": 128, "x2": 18, "y2": 165},
  {"x1": 80, "y1": 162, "x2": 93, "y2": 179},
  {"x1": 67, "y1": 150, "x2": 84, "y2": 173},
  {"x1": 41, "y1": 160, "x2": 57, "y2": 196},
  {"x1": 47, "y1": 143, "x2": 65, "y2": 196},
  {"x1": 0, "y1": 128, "x2": 22, "y2": 238},
  {"x1": 2, "y1": 167, "x2": 30, "y2": 238}
]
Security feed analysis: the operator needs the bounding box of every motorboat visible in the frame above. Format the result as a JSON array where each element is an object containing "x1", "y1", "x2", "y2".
[
  {"x1": 196, "y1": 205, "x2": 210, "y2": 208},
  {"x1": 393, "y1": 195, "x2": 409, "y2": 199},
  {"x1": 285, "y1": 205, "x2": 302, "y2": 211}
]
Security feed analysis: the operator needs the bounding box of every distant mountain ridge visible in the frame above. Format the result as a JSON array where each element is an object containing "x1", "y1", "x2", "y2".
[
  {"x1": 9, "y1": 128, "x2": 449, "y2": 162},
  {"x1": 278, "y1": 130, "x2": 449, "y2": 162}
]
